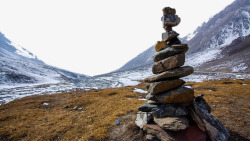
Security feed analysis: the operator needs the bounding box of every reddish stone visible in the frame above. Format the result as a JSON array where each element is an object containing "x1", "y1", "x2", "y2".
[{"x1": 169, "y1": 125, "x2": 207, "y2": 141}]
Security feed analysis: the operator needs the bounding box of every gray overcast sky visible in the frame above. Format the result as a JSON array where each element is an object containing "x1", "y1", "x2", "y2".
[{"x1": 0, "y1": 0, "x2": 234, "y2": 76}]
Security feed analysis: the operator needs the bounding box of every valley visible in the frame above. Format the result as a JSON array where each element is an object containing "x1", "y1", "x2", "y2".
[{"x1": 0, "y1": 79, "x2": 249, "y2": 140}]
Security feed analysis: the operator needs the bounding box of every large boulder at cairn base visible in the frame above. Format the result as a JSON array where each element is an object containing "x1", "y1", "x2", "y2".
[
  {"x1": 195, "y1": 95, "x2": 211, "y2": 113},
  {"x1": 153, "y1": 46, "x2": 188, "y2": 62},
  {"x1": 192, "y1": 101, "x2": 230, "y2": 141},
  {"x1": 154, "y1": 117, "x2": 189, "y2": 131},
  {"x1": 146, "y1": 87, "x2": 195, "y2": 105},
  {"x1": 189, "y1": 107, "x2": 206, "y2": 132},
  {"x1": 144, "y1": 66, "x2": 194, "y2": 83},
  {"x1": 152, "y1": 54, "x2": 185, "y2": 74},
  {"x1": 152, "y1": 104, "x2": 188, "y2": 118},
  {"x1": 149, "y1": 79, "x2": 185, "y2": 95}
]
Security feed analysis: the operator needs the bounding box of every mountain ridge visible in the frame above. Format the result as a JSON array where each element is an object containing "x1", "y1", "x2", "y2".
[
  {"x1": 0, "y1": 32, "x2": 89, "y2": 86},
  {"x1": 116, "y1": 0, "x2": 250, "y2": 73}
]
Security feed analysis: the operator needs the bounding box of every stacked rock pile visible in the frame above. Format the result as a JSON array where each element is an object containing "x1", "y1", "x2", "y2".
[{"x1": 135, "y1": 7, "x2": 229, "y2": 141}]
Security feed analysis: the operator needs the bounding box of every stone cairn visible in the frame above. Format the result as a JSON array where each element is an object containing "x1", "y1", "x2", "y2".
[{"x1": 135, "y1": 7, "x2": 230, "y2": 141}]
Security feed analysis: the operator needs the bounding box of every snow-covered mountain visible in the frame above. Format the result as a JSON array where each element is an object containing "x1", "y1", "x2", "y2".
[
  {"x1": 0, "y1": 32, "x2": 88, "y2": 87},
  {"x1": 117, "y1": 0, "x2": 250, "y2": 73}
]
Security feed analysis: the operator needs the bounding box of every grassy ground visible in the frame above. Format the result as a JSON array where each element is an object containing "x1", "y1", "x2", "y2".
[{"x1": 0, "y1": 79, "x2": 249, "y2": 141}]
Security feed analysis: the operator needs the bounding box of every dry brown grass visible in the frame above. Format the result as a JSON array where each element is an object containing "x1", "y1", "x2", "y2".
[
  {"x1": 0, "y1": 79, "x2": 249, "y2": 141},
  {"x1": 0, "y1": 83, "x2": 148, "y2": 141}
]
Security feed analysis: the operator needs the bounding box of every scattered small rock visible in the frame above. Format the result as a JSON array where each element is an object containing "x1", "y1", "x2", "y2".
[
  {"x1": 63, "y1": 106, "x2": 69, "y2": 109},
  {"x1": 115, "y1": 120, "x2": 120, "y2": 125}
]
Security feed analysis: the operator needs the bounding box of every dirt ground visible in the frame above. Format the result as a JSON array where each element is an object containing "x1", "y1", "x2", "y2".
[{"x1": 0, "y1": 79, "x2": 249, "y2": 141}]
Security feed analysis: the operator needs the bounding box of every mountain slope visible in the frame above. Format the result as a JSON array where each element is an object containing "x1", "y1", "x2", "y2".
[
  {"x1": 116, "y1": 0, "x2": 250, "y2": 73},
  {"x1": 117, "y1": 46, "x2": 155, "y2": 71},
  {"x1": 185, "y1": 0, "x2": 250, "y2": 72},
  {"x1": 0, "y1": 32, "x2": 88, "y2": 86}
]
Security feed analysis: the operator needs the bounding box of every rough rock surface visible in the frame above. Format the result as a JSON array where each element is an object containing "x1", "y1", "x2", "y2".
[
  {"x1": 162, "y1": 31, "x2": 179, "y2": 42},
  {"x1": 189, "y1": 107, "x2": 206, "y2": 132},
  {"x1": 135, "y1": 112, "x2": 153, "y2": 129},
  {"x1": 143, "y1": 124, "x2": 174, "y2": 141},
  {"x1": 152, "y1": 104, "x2": 188, "y2": 118},
  {"x1": 154, "y1": 117, "x2": 189, "y2": 131},
  {"x1": 171, "y1": 44, "x2": 188, "y2": 49},
  {"x1": 148, "y1": 79, "x2": 185, "y2": 95},
  {"x1": 138, "y1": 103, "x2": 158, "y2": 112},
  {"x1": 144, "y1": 66, "x2": 194, "y2": 83},
  {"x1": 145, "y1": 134, "x2": 160, "y2": 141},
  {"x1": 192, "y1": 101, "x2": 230, "y2": 141},
  {"x1": 194, "y1": 95, "x2": 211, "y2": 113},
  {"x1": 153, "y1": 46, "x2": 188, "y2": 62},
  {"x1": 146, "y1": 87, "x2": 195, "y2": 105},
  {"x1": 152, "y1": 54, "x2": 185, "y2": 74},
  {"x1": 167, "y1": 37, "x2": 181, "y2": 46}
]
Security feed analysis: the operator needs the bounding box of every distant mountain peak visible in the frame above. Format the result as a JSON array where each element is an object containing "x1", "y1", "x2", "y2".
[
  {"x1": 117, "y1": 0, "x2": 250, "y2": 73},
  {"x1": 0, "y1": 31, "x2": 88, "y2": 87}
]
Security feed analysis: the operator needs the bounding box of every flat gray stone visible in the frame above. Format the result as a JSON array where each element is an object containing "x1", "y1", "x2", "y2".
[
  {"x1": 152, "y1": 104, "x2": 188, "y2": 118},
  {"x1": 146, "y1": 87, "x2": 195, "y2": 105},
  {"x1": 144, "y1": 66, "x2": 194, "y2": 83},
  {"x1": 138, "y1": 103, "x2": 158, "y2": 112},
  {"x1": 152, "y1": 54, "x2": 185, "y2": 74},
  {"x1": 149, "y1": 79, "x2": 185, "y2": 95},
  {"x1": 154, "y1": 116, "x2": 189, "y2": 131},
  {"x1": 153, "y1": 46, "x2": 188, "y2": 62}
]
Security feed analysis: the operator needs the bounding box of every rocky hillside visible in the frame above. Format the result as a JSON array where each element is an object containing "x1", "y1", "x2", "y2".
[
  {"x1": 117, "y1": 0, "x2": 250, "y2": 73},
  {"x1": 0, "y1": 32, "x2": 88, "y2": 86}
]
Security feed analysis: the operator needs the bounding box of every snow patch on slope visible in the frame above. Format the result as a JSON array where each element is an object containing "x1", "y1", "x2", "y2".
[
  {"x1": 186, "y1": 31, "x2": 198, "y2": 41},
  {"x1": 185, "y1": 48, "x2": 221, "y2": 67},
  {"x1": 232, "y1": 63, "x2": 248, "y2": 72},
  {"x1": 186, "y1": 10, "x2": 250, "y2": 68},
  {"x1": 9, "y1": 42, "x2": 36, "y2": 59},
  {"x1": 133, "y1": 88, "x2": 147, "y2": 93}
]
